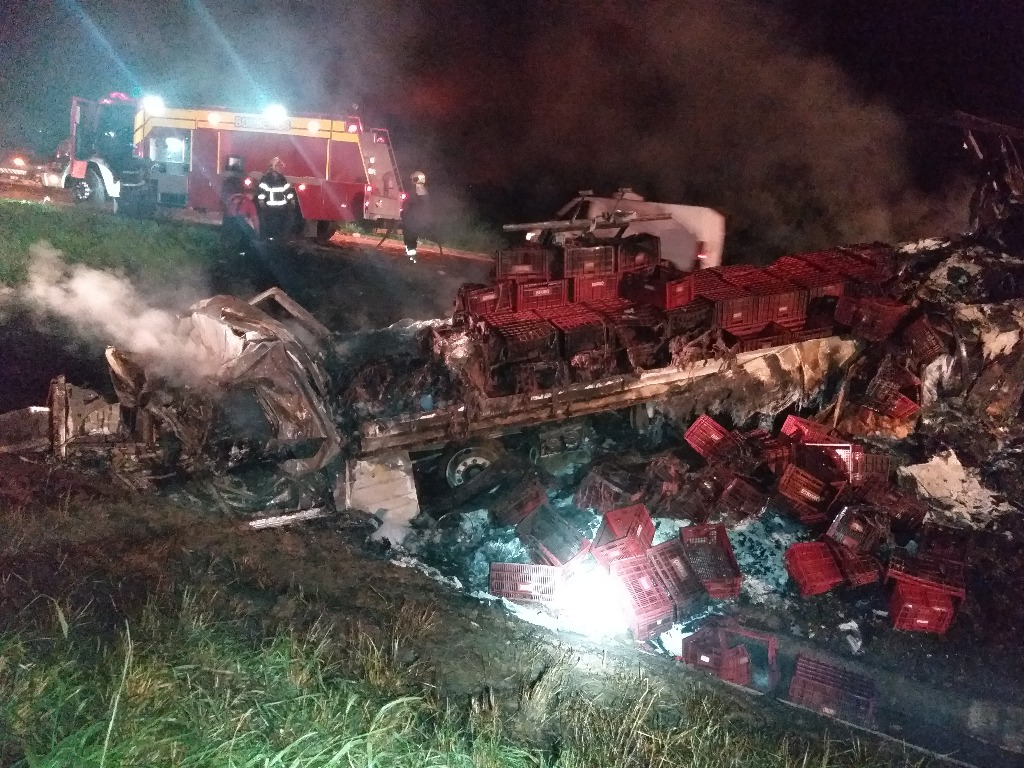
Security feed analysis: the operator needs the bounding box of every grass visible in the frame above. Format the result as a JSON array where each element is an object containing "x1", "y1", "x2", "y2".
[
  {"x1": 0, "y1": 584, "x2": 928, "y2": 768},
  {"x1": 0, "y1": 199, "x2": 221, "y2": 286}
]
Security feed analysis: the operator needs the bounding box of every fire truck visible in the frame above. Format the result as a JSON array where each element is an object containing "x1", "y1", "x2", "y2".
[{"x1": 51, "y1": 92, "x2": 405, "y2": 241}]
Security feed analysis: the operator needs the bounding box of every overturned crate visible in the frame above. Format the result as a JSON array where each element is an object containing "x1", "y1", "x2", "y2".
[
  {"x1": 574, "y1": 460, "x2": 645, "y2": 513},
  {"x1": 788, "y1": 655, "x2": 877, "y2": 727},
  {"x1": 591, "y1": 504, "x2": 655, "y2": 570},
  {"x1": 646, "y1": 537, "x2": 706, "y2": 618},
  {"x1": 784, "y1": 542, "x2": 844, "y2": 597},
  {"x1": 828, "y1": 542, "x2": 883, "y2": 587},
  {"x1": 516, "y1": 505, "x2": 592, "y2": 568},
  {"x1": 488, "y1": 563, "x2": 562, "y2": 608},
  {"x1": 489, "y1": 478, "x2": 548, "y2": 527},
  {"x1": 684, "y1": 414, "x2": 742, "y2": 461},
  {"x1": 681, "y1": 625, "x2": 751, "y2": 686},
  {"x1": 777, "y1": 464, "x2": 840, "y2": 526},
  {"x1": 611, "y1": 554, "x2": 676, "y2": 640},
  {"x1": 825, "y1": 505, "x2": 887, "y2": 554},
  {"x1": 716, "y1": 476, "x2": 767, "y2": 522},
  {"x1": 889, "y1": 581, "x2": 956, "y2": 635},
  {"x1": 680, "y1": 524, "x2": 742, "y2": 599}
]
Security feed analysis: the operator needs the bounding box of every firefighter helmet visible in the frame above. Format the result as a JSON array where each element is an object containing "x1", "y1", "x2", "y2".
[{"x1": 411, "y1": 171, "x2": 426, "y2": 185}]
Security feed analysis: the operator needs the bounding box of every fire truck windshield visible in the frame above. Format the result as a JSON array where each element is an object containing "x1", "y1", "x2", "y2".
[{"x1": 93, "y1": 102, "x2": 136, "y2": 172}]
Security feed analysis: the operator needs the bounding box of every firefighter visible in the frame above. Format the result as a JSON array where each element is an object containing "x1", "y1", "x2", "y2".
[
  {"x1": 254, "y1": 156, "x2": 296, "y2": 240},
  {"x1": 401, "y1": 170, "x2": 428, "y2": 261}
]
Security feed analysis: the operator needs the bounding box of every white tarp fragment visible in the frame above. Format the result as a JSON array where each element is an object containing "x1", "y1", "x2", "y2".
[
  {"x1": 899, "y1": 449, "x2": 1014, "y2": 528},
  {"x1": 341, "y1": 451, "x2": 420, "y2": 544}
]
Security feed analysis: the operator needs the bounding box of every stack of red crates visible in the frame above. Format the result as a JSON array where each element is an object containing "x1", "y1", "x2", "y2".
[
  {"x1": 784, "y1": 542, "x2": 844, "y2": 596},
  {"x1": 680, "y1": 524, "x2": 743, "y2": 598},
  {"x1": 765, "y1": 256, "x2": 847, "y2": 299},
  {"x1": 719, "y1": 269, "x2": 809, "y2": 331},
  {"x1": 591, "y1": 504, "x2": 655, "y2": 570},
  {"x1": 563, "y1": 241, "x2": 620, "y2": 304},
  {"x1": 536, "y1": 304, "x2": 607, "y2": 358}
]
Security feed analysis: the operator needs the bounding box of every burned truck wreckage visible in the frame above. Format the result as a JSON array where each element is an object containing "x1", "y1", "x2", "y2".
[{"x1": 7, "y1": 148, "x2": 1024, "y2": 754}]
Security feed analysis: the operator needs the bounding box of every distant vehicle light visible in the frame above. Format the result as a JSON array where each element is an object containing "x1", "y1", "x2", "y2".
[
  {"x1": 347, "y1": 122, "x2": 360, "y2": 133},
  {"x1": 263, "y1": 103, "x2": 288, "y2": 125},
  {"x1": 307, "y1": 119, "x2": 320, "y2": 133},
  {"x1": 298, "y1": 183, "x2": 306, "y2": 191},
  {"x1": 12, "y1": 157, "x2": 25, "y2": 167},
  {"x1": 141, "y1": 94, "x2": 165, "y2": 116},
  {"x1": 207, "y1": 112, "x2": 221, "y2": 125}
]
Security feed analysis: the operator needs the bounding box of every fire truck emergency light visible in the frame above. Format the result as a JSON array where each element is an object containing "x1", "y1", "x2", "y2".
[
  {"x1": 141, "y1": 94, "x2": 165, "y2": 116},
  {"x1": 346, "y1": 121, "x2": 360, "y2": 133},
  {"x1": 307, "y1": 119, "x2": 321, "y2": 133},
  {"x1": 263, "y1": 104, "x2": 288, "y2": 126},
  {"x1": 207, "y1": 112, "x2": 221, "y2": 126}
]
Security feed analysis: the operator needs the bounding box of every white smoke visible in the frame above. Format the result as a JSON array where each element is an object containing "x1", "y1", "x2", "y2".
[{"x1": 21, "y1": 241, "x2": 219, "y2": 383}]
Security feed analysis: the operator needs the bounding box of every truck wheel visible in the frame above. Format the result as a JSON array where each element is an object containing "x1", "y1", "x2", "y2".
[
  {"x1": 73, "y1": 169, "x2": 106, "y2": 205},
  {"x1": 441, "y1": 440, "x2": 504, "y2": 489},
  {"x1": 316, "y1": 220, "x2": 338, "y2": 245}
]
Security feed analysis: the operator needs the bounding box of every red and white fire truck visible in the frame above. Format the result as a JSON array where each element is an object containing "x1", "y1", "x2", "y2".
[{"x1": 50, "y1": 92, "x2": 405, "y2": 240}]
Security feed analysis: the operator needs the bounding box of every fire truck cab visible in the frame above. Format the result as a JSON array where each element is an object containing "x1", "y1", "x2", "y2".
[{"x1": 53, "y1": 93, "x2": 404, "y2": 239}]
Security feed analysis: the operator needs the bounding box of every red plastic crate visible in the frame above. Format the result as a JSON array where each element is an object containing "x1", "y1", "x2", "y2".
[
  {"x1": 488, "y1": 562, "x2": 562, "y2": 606},
  {"x1": 766, "y1": 258, "x2": 847, "y2": 298},
  {"x1": 591, "y1": 504, "x2": 655, "y2": 570},
  {"x1": 777, "y1": 464, "x2": 835, "y2": 526},
  {"x1": 886, "y1": 552, "x2": 966, "y2": 603},
  {"x1": 679, "y1": 524, "x2": 742, "y2": 599},
  {"x1": 563, "y1": 243, "x2": 616, "y2": 276},
  {"x1": 617, "y1": 235, "x2": 661, "y2": 272},
  {"x1": 902, "y1": 317, "x2": 943, "y2": 363},
  {"x1": 482, "y1": 312, "x2": 558, "y2": 364},
  {"x1": 861, "y1": 481, "x2": 927, "y2": 538},
  {"x1": 828, "y1": 542, "x2": 882, "y2": 587},
  {"x1": 645, "y1": 538, "x2": 706, "y2": 615},
  {"x1": 784, "y1": 542, "x2": 844, "y2": 596},
  {"x1": 848, "y1": 449, "x2": 890, "y2": 486},
  {"x1": 681, "y1": 626, "x2": 752, "y2": 686},
  {"x1": 571, "y1": 273, "x2": 620, "y2": 303},
  {"x1": 626, "y1": 270, "x2": 695, "y2": 310},
  {"x1": 779, "y1": 415, "x2": 834, "y2": 443},
  {"x1": 788, "y1": 655, "x2": 877, "y2": 726},
  {"x1": 611, "y1": 554, "x2": 676, "y2": 640},
  {"x1": 717, "y1": 477, "x2": 767, "y2": 521},
  {"x1": 490, "y1": 479, "x2": 548, "y2": 527},
  {"x1": 890, "y1": 581, "x2": 955, "y2": 634},
  {"x1": 540, "y1": 305, "x2": 607, "y2": 357},
  {"x1": 852, "y1": 297, "x2": 910, "y2": 342},
  {"x1": 516, "y1": 505, "x2": 592, "y2": 568},
  {"x1": 496, "y1": 246, "x2": 554, "y2": 281},
  {"x1": 758, "y1": 435, "x2": 795, "y2": 476},
  {"x1": 684, "y1": 414, "x2": 730, "y2": 458},
  {"x1": 729, "y1": 323, "x2": 792, "y2": 353},
  {"x1": 515, "y1": 279, "x2": 570, "y2": 312},
  {"x1": 666, "y1": 298, "x2": 713, "y2": 338},
  {"x1": 825, "y1": 506, "x2": 885, "y2": 553},
  {"x1": 456, "y1": 282, "x2": 514, "y2": 320},
  {"x1": 699, "y1": 284, "x2": 759, "y2": 331}
]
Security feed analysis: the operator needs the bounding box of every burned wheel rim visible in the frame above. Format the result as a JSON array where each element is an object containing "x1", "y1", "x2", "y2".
[{"x1": 445, "y1": 446, "x2": 497, "y2": 488}]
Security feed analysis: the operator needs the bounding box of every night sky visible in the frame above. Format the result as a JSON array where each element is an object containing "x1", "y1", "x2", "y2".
[{"x1": 2, "y1": 0, "x2": 1022, "y2": 254}]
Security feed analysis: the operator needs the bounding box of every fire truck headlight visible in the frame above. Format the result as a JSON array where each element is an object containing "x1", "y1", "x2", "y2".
[
  {"x1": 264, "y1": 104, "x2": 288, "y2": 126},
  {"x1": 142, "y1": 94, "x2": 165, "y2": 116}
]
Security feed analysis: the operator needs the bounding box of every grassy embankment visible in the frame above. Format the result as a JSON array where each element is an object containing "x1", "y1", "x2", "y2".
[
  {"x1": 0, "y1": 199, "x2": 223, "y2": 287},
  {"x1": 0, "y1": 582, "x2": 925, "y2": 768}
]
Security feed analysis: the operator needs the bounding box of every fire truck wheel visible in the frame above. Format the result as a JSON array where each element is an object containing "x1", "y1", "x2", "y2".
[
  {"x1": 316, "y1": 220, "x2": 338, "y2": 245},
  {"x1": 441, "y1": 440, "x2": 505, "y2": 488},
  {"x1": 73, "y1": 169, "x2": 106, "y2": 205}
]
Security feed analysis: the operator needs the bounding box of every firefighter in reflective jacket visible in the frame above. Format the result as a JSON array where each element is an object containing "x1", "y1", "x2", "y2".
[
  {"x1": 254, "y1": 157, "x2": 296, "y2": 240},
  {"x1": 401, "y1": 171, "x2": 428, "y2": 261}
]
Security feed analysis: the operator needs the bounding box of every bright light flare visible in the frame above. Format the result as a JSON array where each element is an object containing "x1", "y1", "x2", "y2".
[
  {"x1": 307, "y1": 119, "x2": 320, "y2": 133},
  {"x1": 207, "y1": 112, "x2": 221, "y2": 126},
  {"x1": 141, "y1": 94, "x2": 165, "y2": 116},
  {"x1": 12, "y1": 157, "x2": 26, "y2": 167},
  {"x1": 552, "y1": 562, "x2": 631, "y2": 638},
  {"x1": 263, "y1": 103, "x2": 288, "y2": 125}
]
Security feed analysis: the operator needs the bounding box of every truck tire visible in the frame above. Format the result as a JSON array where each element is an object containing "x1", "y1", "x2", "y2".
[
  {"x1": 316, "y1": 220, "x2": 338, "y2": 245},
  {"x1": 73, "y1": 168, "x2": 106, "y2": 205},
  {"x1": 440, "y1": 440, "x2": 505, "y2": 489}
]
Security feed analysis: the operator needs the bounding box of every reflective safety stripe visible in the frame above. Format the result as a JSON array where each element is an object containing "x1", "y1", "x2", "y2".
[{"x1": 258, "y1": 180, "x2": 294, "y2": 207}]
